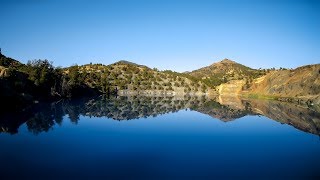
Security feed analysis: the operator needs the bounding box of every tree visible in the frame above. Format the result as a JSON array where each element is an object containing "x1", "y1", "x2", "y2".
[
  {"x1": 27, "y1": 59, "x2": 58, "y2": 97},
  {"x1": 68, "y1": 65, "x2": 80, "y2": 85}
]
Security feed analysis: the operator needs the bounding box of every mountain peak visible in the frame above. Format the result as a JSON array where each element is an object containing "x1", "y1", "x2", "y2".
[
  {"x1": 209, "y1": 58, "x2": 237, "y2": 67},
  {"x1": 188, "y1": 58, "x2": 261, "y2": 86},
  {"x1": 218, "y1": 58, "x2": 236, "y2": 64},
  {"x1": 112, "y1": 60, "x2": 150, "y2": 69},
  {"x1": 114, "y1": 60, "x2": 138, "y2": 66}
]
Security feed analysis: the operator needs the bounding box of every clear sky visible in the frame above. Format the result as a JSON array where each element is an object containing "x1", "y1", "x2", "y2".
[{"x1": 0, "y1": 0, "x2": 319, "y2": 72}]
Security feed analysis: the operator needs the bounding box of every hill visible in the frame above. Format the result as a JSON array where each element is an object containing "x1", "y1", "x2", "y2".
[
  {"x1": 249, "y1": 64, "x2": 320, "y2": 104},
  {"x1": 66, "y1": 61, "x2": 209, "y2": 96},
  {"x1": 0, "y1": 53, "x2": 24, "y2": 68},
  {"x1": 0, "y1": 53, "x2": 211, "y2": 112},
  {"x1": 188, "y1": 58, "x2": 265, "y2": 86},
  {"x1": 217, "y1": 64, "x2": 320, "y2": 106},
  {"x1": 1, "y1": 51, "x2": 320, "y2": 109},
  {"x1": 111, "y1": 60, "x2": 147, "y2": 68}
]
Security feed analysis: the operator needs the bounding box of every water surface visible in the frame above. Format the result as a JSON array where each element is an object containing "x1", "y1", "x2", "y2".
[{"x1": 1, "y1": 96, "x2": 320, "y2": 179}]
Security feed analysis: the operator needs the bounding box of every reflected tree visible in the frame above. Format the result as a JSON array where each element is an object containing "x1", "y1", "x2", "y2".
[
  {"x1": 26, "y1": 112, "x2": 55, "y2": 135},
  {"x1": 2, "y1": 95, "x2": 320, "y2": 136}
]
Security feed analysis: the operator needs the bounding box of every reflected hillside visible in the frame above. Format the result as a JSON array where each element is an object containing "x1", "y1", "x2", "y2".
[
  {"x1": 0, "y1": 95, "x2": 211, "y2": 134},
  {"x1": 192, "y1": 100, "x2": 254, "y2": 122},
  {"x1": 61, "y1": 95, "x2": 209, "y2": 120},
  {"x1": 1, "y1": 95, "x2": 320, "y2": 135},
  {"x1": 50, "y1": 95, "x2": 262, "y2": 123},
  {"x1": 217, "y1": 96, "x2": 320, "y2": 135},
  {"x1": 245, "y1": 99, "x2": 320, "y2": 136}
]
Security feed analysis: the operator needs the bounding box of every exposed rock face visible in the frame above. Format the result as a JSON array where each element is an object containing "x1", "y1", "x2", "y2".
[
  {"x1": 215, "y1": 64, "x2": 320, "y2": 105},
  {"x1": 250, "y1": 64, "x2": 320, "y2": 99},
  {"x1": 216, "y1": 80, "x2": 245, "y2": 96},
  {"x1": 0, "y1": 66, "x2": 9, "y2": 77}
]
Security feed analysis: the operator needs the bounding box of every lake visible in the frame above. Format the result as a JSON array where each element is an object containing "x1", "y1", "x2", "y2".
[{"x1": 1, "y1": 95, "x2": 320, "y2": 179}]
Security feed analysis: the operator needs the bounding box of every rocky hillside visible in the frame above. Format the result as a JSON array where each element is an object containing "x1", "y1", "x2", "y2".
[
  {"x1": 68, "y1": 61, "x2": 210, "y2": 96},
  {"x1": 1, "y1": 52, "x2": 212, "y2": 110},
  {"x1": 216, "y1": 64, "x2": 320, "y2": 105},
  {"x1": 2, "y1": 51, "x2": 319, "y2": 106},
  {"x1": 188, "y1": 58, "x2": 265, "y2": 87},
  {"x1": 0, "y1": 53, "x2": 24, "y2": 68},
  {"x1": 249, "y1": 64, "x2": 320, "y2": 102}
]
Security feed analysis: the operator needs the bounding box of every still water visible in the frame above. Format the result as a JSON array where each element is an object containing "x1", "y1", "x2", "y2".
[{"x1": 1, "y1": 95, "x2": 320, "y2": 179}]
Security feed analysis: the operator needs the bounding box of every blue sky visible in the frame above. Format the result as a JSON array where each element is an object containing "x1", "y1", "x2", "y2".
[{"x1": 0, "y1": 0, "x2": 319, "y2": 72}]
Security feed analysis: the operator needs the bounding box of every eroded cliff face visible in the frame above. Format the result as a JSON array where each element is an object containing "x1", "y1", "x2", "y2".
[
  {"x1": 0, "y1": 66, "x2": 9, "y2": 77},
  {"x1": 216, "y1": 64, "x2": 320, "y2": 105},
  {"x1": 250, "y1": 64, "x2": 320, "y2": 99},
  {"x1": 216, "y1": 80, "x2": 245, "y2": 96}
]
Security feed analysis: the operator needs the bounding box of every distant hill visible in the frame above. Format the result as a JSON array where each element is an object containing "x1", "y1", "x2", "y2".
[
  {"x1": 1, "y1": 51, "x2": 320, "y2": 108},
  {"x1": 188, "y1": 58, "x2": 265, "y2": 86},
  {"x1": 249, "y1": 64, "x2": 320, "y2": 104},
  {"x1": 0, "y1": 54, "x2": 99, "y2": 112},
  {"x1": 217, "y1": 64, "x2": 320, "y2": 106},
  {"x1": 112, "y1": 60, "x2": 147, "y2": 68},
  {"x1": 0, "y1": 53, "x2": 24, "y2": 69},
  {"x1": 68, "y1": 61, "x2": 209, "y2": 96}
]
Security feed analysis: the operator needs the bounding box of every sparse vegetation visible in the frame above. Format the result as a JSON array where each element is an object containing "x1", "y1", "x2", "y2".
[
  {"x1": 0, "y1": 54, "x2": 211, "y2": 112},
  {"x1": 188, "y1": 59, "x2": 266, "y2": 87},
  {"x1": 1, "y1": 52, "x2": 319, "y2": 112}
]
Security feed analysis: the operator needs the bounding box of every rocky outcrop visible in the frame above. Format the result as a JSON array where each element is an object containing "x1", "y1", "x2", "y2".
[
  {"x1": 250, "y1": 64, "x2": 320, "y2": 99},
  {"x1": 216, "y1": 80, "x2": 245, "y2": 96},
  {"x1": 0, "y1": 66, "x2": 9, "y2": 77},
  {"x1": 215, "y1": 64, "x2": 320, "y2": 105}
]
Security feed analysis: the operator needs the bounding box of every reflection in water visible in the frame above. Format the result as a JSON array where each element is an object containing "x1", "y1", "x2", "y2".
[
  {"x1": 1, "y1": 95, "x2": 320, "y2": 135},
  {"x1": 216, "y1": 95, "x2": 320, "y2": 135}
]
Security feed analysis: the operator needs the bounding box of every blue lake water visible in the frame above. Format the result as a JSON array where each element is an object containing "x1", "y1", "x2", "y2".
[{"x1": 0, "y1": 96, "x2": 320, "y2": 179}]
